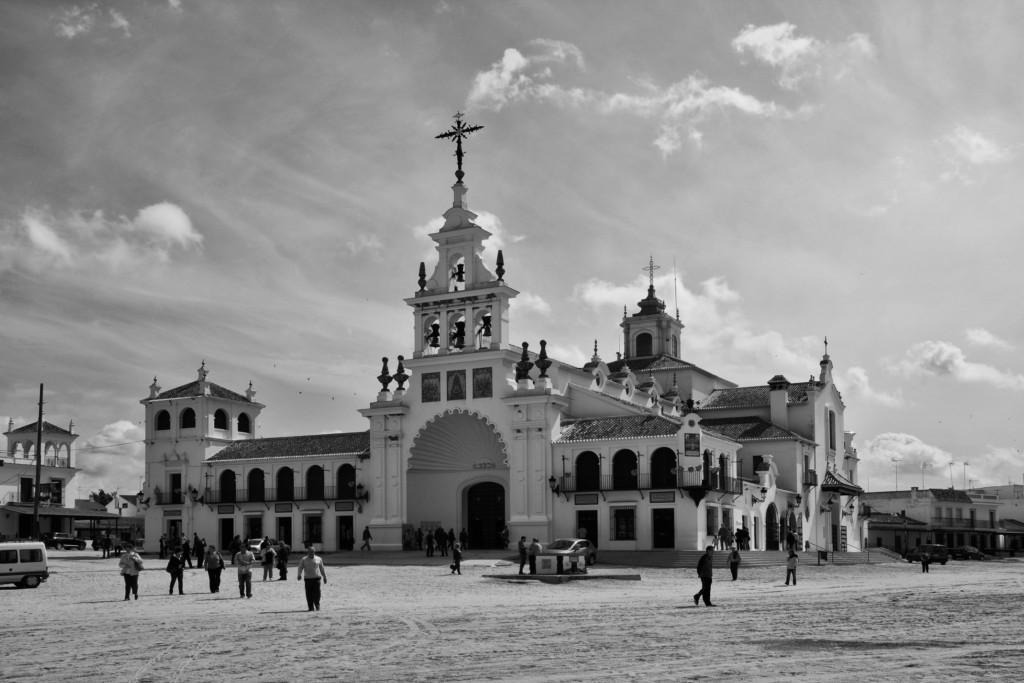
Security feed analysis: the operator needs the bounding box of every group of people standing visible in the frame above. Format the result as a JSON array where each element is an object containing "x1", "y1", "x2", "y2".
[
  {"x1": 118, "y1": 537, "x2": 328, "y2": 611},
  {"x1": 419, "y1": 527, "x2": 459, "y2": 557}
]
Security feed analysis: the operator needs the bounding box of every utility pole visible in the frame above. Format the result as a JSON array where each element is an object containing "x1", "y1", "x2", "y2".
[{"x1": 32, "y1": 384, "x2": 44, "y2": 540}]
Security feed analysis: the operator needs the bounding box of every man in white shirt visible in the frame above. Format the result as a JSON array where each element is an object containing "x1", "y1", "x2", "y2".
[{"x1": 296, "y1": 545, "x2": 328, "y2": 611}]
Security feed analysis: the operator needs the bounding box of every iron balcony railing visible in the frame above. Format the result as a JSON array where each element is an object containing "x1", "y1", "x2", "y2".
[
  {"x1": 930, "y1": 517, "x2": 995, "y2": 530},
  {"x1": 558, "y1": 471, "x2": 744, "y2": 494},
  {"x1": 154, "y1": 486, "x2": 358, "y2": 505}
]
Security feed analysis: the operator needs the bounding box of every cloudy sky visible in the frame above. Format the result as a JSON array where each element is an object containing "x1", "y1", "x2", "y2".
[{"x1": 1, "y1": 1, "x2": 1022, "y2": 500}]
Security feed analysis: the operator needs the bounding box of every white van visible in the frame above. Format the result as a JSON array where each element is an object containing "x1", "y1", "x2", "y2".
[{"x1": 0, "y1": 541, "x2": 50, "y2": 588}]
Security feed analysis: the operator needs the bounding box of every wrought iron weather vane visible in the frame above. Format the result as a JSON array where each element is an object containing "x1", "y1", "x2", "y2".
[{"x1": 435, "y1": 111, "x2": 483, "y2": 183}]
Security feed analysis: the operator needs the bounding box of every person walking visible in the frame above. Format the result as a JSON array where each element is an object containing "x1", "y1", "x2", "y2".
[
  {"x1": 277, "y1": 541, "x2": 290, "y2": 580},
  {"x1": 693, "y1": 546, "x2": 715, "y2": 606},
  {"x1": 435, "y1": 528, "x2": 447, "y2": 557},
  {"x1": 728, "y1": 545, "x2": 741, "y2": 580},
  {"x1": 228, "y1": 535, "x2": 242, "y2": 565},
  {"x1": 920, "y1": 548, "x2": 931, "y2": 573},
  {"x1": 180, "y1": 537, "x2": 193, "y2": 568},
  {"x1": 786, "y1": 530, "x2": 797, "y2": 552},
  {"x1": 166, "y1": 547, "x2": 186, "y2": 595},
  {"x1": 447, "y1": 528, "x2": 456, "y2": 553},
  {"x1": 296, "y1": 546, "x2": 327, "y2": 611},
  {"x1": 205, "y1": 545, "x2": 224, "y2": 593},
  {"x1": 235, "y1": 544, "x2": 255, "y2": 599},
  {"x1": 451, "y1": 542, "x2": 463, "y2": 575},
  {"x1": 194, "y1": 535, "x2": 205, "y2": 569},
  {"x1": 785, "y1": 550, "x2": 799, "y2": 585},
  {"x1": 360, "y1": 526, "x2": 373, "y2": 552},
  {"x1": 415, "y1": 528, "x2": 423, "y2": 551},
  {"x1": 261, "y1": 543, "x2": 277, "y2": 582},
  {"x1": 459, "y1": 528, "x2": 469, "y2": 551},
  {"x1": 158, "y1": 534, "x2": 167, "y2": 560},
  {"x1": 518, "y1": 536, "x2": 528, "y2": 575},
  {"x1": 425, "y1": 530, "x2": 435, "y2": 557},
  {"x1": 528, "y1": 538, "x2": 541, "y2": 575},
  {"x1": 118, "y1": 542, "x2": 143, "y2": 601}
]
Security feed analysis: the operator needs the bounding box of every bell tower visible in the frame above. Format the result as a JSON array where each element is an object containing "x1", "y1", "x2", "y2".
[
  {"x1": 405, "y1": 113, "x2": 518, "y2": 357},
  {"x1": 620, "y1": 256, "x2": 684, "y2": 359}
]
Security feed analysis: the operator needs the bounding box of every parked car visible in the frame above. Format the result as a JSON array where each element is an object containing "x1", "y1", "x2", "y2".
[
  {"x1": 951, "y1": 545, "x2": 987, "y2": 560},
  {"x1": 541, "y1": 538, "x2": 597, "y2": 566},
  {"x1": 42, "y1": 533, "x2": 86, "y2": 551},
  {"x1": 906, "y1": 544, "x2": 948, "y2": 565},
  {"x1": 247, "y1": 538, "x2": 290, "y2": 555}
]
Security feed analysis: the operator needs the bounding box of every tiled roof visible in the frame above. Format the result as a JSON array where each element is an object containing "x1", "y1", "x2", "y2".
[
  {"x1": 6, "y1": 421, "x2": 76, "y2": 436},
  {"x1": 698, "y1": 416, "x2": 811, "y2": 443},
  {"x1": 821, "y1": 468, "x2": 863, "y2": 495},
  {"x1": 557, "y1": 415, "x2": 682, "y2": 442},
  {"x1": 207, "y1": 432, "x2": 371, "y2": 461},
  {"x1": 865, "y1": 513, "x2": 928, "y2": 527},
  {"x1": 701, "y1": 382, "x2": 815, "y2": 410},
  {"x1": 929, "y1": 488, "x2": 974, "y2": 503},
  {"x1": 153, "y1": 381, "x2": 252, "y2": 403}
]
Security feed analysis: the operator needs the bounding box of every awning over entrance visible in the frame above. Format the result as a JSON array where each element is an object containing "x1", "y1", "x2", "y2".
[
  {"x1": 820, "y1": 469, "x2": 863, "y2": 496},
  {"x1": 1, "y1": 503, "x2": 127, "y2": 521}
]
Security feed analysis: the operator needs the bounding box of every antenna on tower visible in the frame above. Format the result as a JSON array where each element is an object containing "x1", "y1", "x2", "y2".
[{"x1": 673, "y1": 256, "x2": 680, "y2": 321}]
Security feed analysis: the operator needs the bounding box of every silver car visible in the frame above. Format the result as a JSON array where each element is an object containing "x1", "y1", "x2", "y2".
[{"x1": 542, "y1": 538, "x2": 597, "y2": 566}]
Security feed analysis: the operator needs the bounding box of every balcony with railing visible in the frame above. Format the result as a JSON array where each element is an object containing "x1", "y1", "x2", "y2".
[
  {"x1": 558, "y1": 470, "x2": 744, "y2": 495},
  {"x1": 930, "y1": 517, "x2": 995, "y2": 530},
  {"x1": 155, "y1": 486, "x2": 358, "y2": 505}
]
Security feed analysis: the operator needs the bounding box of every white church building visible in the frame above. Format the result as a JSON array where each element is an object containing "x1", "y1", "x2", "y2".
[{"x1": 141, "y1": 126, "x2": 863, "y2": 554}]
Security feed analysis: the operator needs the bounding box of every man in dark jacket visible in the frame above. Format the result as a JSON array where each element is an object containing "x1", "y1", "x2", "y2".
[
  {"x1": 518, "y1": 536, "x2": 527, "y2": 575},
  {"x1": 693, "y1": 546, "x2": 715, "y2": 607}
]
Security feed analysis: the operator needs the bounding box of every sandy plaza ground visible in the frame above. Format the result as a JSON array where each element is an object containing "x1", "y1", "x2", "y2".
[{"x1": 2, "y1": 550, "x2": 1022, "y2": 682}]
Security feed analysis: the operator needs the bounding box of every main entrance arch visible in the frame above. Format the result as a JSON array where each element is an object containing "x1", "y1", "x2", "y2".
[
  {"x1": 466, "y1": 482, "x2": 506, "y2": 549},
  {"x1": 406, "y1": 410, "x2": 509, "y2": 538}
]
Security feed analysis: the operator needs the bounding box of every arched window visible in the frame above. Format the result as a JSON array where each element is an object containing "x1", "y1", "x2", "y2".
[
  {"x1": 828, "y1": 410, "x2": 837, "y2": 451},
  {"x1": 337, "y1": 464, "x2": 356, "y2": 500},
  {"x1": 220, "y1": 470, "x2": 236, "y2": 503},
  {"x1": 703, "y1": 449, "x2": 714, "y2": 486},
  {"x1": 650, "y1": 448, "x2": 677, "y2": 489},
  {"x1": 277, "y1": 467, "x2": 294, "y2": 502},
  {"x1": 612, "y1": 449, "x2": 638, "y2": 490},
  {"x1": 719, "y1": 453, "x2": 729, "y2": 490},
  {"x1": 155, "y1": 410, "x2": 171, "y2": 431},
  {"x1": 237, "y1": 413, "x2": 251, "y2": 434},
  {"x1": 179, "y1": 407, "x2": 196, "y2": 429},
  {"x1": 248, "y1": 469, "x2": 265, "y2": 502},
  {"x1": 306, "y1": 466, "x2": 324, "y2": 500},
  {"x1": 214, "y1": 409, "x2": 228, "y2": 430},
  {"x1": 575, "y1": 452, "x2": 600, "y2": 491},
  {"x1": 635, "y1": 332, "x2": 653, "y2": 357},
  {"x1": 671, "y1": 335, "x2": 679, "y2": 357}
]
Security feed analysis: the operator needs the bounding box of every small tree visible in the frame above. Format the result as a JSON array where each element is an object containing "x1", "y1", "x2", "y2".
[{"x1": 91, "y1": 489, "x2": 114, "y2": 507}]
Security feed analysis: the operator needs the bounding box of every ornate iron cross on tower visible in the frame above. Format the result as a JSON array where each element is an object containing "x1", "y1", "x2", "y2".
[
  {"x1": 643, "y1": 254, "x2": 660, "y2": 287},
  {"x1": 435, "y1": 111, "x2": 483, "y2": 183}
]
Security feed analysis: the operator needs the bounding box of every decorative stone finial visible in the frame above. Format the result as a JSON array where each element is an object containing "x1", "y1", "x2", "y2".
[
  {"x1": 377, "y1": 357, "x2": 393, "y2": 392},
  {"x1": 515, "y1": 342, "x2": 534, "y2": 382},
  {"x1": 418, "y1": 262, "x2": 427, "y2": 292},
  {"x1": 536, "y1": 340, "x2": 552, "y2": 378},
  {"x1": 149, "y1": 377, "x2": 161, "y2": 399},
  {"x1": 245, "y1": 381, "x2": 257, "y2": 401},
  {"x1": 393, "y1": 356, "x2": 409, "y2": 391},
  {"x1": 197, "y1": 360, "x2": 208, "y2": 382},
  {"x1": 496, "y1": 250, "x2": 505, "y2": 280}
]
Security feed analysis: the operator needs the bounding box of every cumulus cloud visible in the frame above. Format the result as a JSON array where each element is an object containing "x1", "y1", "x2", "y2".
[
  {"x1": 54, "y1": 5, "x2": 97, "y2": 38},
  {"x1": 891, "y1": 340, "x2": 1024, "y2": 390},
  {"x1": 466, "y1": 40, "x2": 795, "y2": 157},
  {"x1": 75, "y1": 420, "x2": 146, "y2": 496},
  {"x1": 2, "y1": 203, "x2": 202, "y2": 274},
  {"x1": 966, "y1": 327, "x2": 1014, "y2": 351},
  {"x1": 54, "y1": 5, "x2": 134, "y2": 39},
  {"x1": 938, "y1": 125, "x2": 1013, "y2": 183},
  {"x1": 859, "y1": 433, "x2": 1020, "y2": 489},
  {"x1": 841, "y1": 366, "x2": 905, "y2": 408},
  {"x1": 732, "y1": 22, "x2": 875, "y2": 90},
  {"x1": 511, "y1": 291, "x2": 552, "y2": 317}
]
